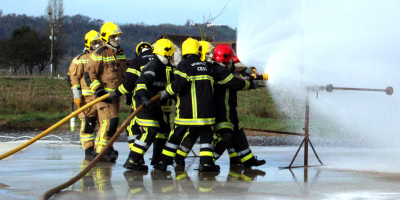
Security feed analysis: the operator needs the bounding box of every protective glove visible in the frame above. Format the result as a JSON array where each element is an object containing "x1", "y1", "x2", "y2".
[
  {"x1": 158, "y1": 90, "x2": 170, "y2": 101},
  {"x1": 74, "y1": 98, "x2": 82, "y2": 108},
  {"x1": 125, "y1": 93, "x2": 133, "y2": 106},
  {"x1": 252, "y1": 80, "x2": 259, "y2": 89},
  {"x1": 141, "y1": 96, "x2": 151, "y2": 108},
  {"x1": 245, "y1": 66, "x2": 257, "y2": 75},
  {"x1": 95, "y1": 87, "x2": 107, "y2": 98},
  {"x1": 108, "y1": 90, "x2": 118, "y2": 101}
]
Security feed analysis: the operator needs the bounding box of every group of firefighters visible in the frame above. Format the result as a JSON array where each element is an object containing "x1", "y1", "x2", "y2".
[{"x1": 67, "y1": 22, "x2": 267, "y2": 172}]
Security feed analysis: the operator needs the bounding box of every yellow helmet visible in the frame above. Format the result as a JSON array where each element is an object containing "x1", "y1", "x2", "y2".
[
  {"x1": 182, "y1": 38, "x2": 201, "y2": 57},
  {"x1": 199, "y1": 41, "x2": 215, "y2": 61},
  {"x1": 135, "y1": 42, "x2": 153, "y2": 56},
  {"x1": 100, "y1": 22, "x2": 122, "y2": 43},
  {"x1": 153, "y1": 38, "x2": 175, "y2": 58},
  {"x1": 84, "y1": 30, "x2": 101, "y2": 49}
]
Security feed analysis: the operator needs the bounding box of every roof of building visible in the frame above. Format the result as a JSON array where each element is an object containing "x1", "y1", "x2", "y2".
[{"x1": 152, "y1": 34, "x2": 203, "y2": 47}]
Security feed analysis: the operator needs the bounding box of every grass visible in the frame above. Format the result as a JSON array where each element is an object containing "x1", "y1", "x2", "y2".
[{"x1": 0, "y1": 77, "x2": 298, "y2": 133}]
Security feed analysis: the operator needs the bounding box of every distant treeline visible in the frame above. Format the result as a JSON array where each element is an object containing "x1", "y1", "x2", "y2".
[{"x1": 0, "y1": 11, "x2": 236, "y2": 75}]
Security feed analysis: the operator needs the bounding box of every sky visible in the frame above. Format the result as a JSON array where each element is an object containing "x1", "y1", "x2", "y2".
[{"x1": 1, "y1": 0, "x2": 242, "y2": 28}]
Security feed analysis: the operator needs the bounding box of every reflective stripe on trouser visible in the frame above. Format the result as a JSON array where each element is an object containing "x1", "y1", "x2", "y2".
[
  {"x1": 231, "y1": 126, "x2": 254, "y2": 163},
  {"x1": 176, "y1": 131, "x2": 199, "y2": 159},
  {"x1": 94, "y1": 99, "x2": 119, "y2": 154},
  {"x1": 212, "y1": 131, "x2": 233, "y2": 161},
  {"x1": 160, "y1": 126, "x2": 215, "y2": 165},
  {"x1": 78, "y1": 95, "x2": 98, "y2": 150},
  {"x1": 79, "y1": 118, "x2": 95, "y2": 150},
  {"x1": 127, "y1": 109, "x2": 142, "y2": 150},
  {"x1": 152, "y1": 112, "x2": 171, "y2": 164},
  {"x1": 130, "y1": 126, "x2": 159, "y2": 162}
]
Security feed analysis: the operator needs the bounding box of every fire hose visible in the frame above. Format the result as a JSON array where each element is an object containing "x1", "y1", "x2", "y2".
[
  {"x1": 42, "y1": 94, "x2": 161, "y2": 200},
  {"x1": 0, "y1": 94, "x2": 110, "y2": 160}
]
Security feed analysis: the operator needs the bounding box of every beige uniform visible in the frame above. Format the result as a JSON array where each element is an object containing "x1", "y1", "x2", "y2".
[
  {"x1": 86, "y1": 44, "x2": 126, "y2": 153},
  {"x1": 67, "y1": 50, "x2": 97, "y2": 150}
]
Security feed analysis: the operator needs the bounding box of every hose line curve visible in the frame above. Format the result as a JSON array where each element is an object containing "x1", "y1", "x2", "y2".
[
  {"x1": 42, "y1": 94, "x2": 161, "y2": 200},
  {"x1": 0, "y1": 94, "x2": 110, "y2": 160}
]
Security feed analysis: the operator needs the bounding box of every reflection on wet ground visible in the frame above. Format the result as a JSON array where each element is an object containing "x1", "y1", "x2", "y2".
[
  {"x1": 1, "y1": 142, "x2": 400, "y2": 199},
  {"x1": 54, "y1": 162, "x2": 266, "y2": 200}
]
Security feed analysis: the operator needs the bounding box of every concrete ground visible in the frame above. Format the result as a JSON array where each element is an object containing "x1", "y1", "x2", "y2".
[{"x1": 1, "y1": 141, "x2": 400, "y2": 200}]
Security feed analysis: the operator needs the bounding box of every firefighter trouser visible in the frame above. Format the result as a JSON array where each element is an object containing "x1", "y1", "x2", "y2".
[
  {"x1": 94, "y1": 99, "x2": 119, "y2": 154},
  {"x1": 152, "y1": 112, "x2": 171, "y2": 164},
  {"x1": 78, "y1": 95, "x2": 98, "y2": 150},
  {"x1": 212, "y1": 130, "x2": 233, "y2": 161},
  {"x1": 175, "y1": 131, "x2": 198, "y2": 161},
  {"x1": 129, "y1": 106, "x2": 169, "y2": 163},
  {"x1": 126, "y1": 109, "x2": 141, "y2": 151},
  {"x1": 160, "y1": 126, "x2": 215, "y2": 165},
  {"x1": 124, "y1": 171, "x2": 150, "y2": 198},
  {"x1": 229, "y1": 125, "x2": 255, "y2": 164}
]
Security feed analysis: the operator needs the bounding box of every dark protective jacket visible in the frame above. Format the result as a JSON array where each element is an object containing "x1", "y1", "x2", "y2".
[
  {"x1": 166, "y1": 55, "x2": 218, "y2": 126},
  {"x1": 134, "y1": 56, "x2": 174, "y2": 125},
  {"x1": 67, "y1": 50, "x2": 93, "y2": 96},
  {"x1": 85, "y1": 44, "x2": 126, "y2": 92},
  {"x1": 115, "y1": 50, "x2": 154, "y2": 97},
  {"x1": 210, "y1": 61, "x2": 254, "y2": 132}
]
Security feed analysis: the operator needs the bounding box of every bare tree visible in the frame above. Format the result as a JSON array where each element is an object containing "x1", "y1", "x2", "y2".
[{"x1": 203, "y1": 0, "x2": 229, "y2": 24}]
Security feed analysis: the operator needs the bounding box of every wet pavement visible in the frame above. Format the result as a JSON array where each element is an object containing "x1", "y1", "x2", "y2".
[{"x1": 1, "y1": 141, "x2": 400, "y2": 200}]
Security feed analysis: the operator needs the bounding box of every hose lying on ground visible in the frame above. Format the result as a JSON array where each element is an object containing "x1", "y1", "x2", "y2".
[
  {"x1": 42, "y1": 94, "x2": 161, "y2": 200},
  {"x1": 0, "y1": 94, "x2": 110, "y2": 160}
]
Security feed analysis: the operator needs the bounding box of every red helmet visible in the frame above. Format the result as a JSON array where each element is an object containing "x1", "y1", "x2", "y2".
[{"x1": 212, "y1": 44, "x2": 234, "y2": 64}]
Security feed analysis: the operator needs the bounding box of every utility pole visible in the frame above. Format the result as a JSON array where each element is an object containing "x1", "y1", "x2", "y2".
[{"x1": 48, "y1": 11, "x2": 54, "y2": 77}]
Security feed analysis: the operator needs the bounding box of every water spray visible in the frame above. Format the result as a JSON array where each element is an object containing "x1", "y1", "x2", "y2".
[{"x1": 282, "y1": 84, "x2": 394, "y2": 169}]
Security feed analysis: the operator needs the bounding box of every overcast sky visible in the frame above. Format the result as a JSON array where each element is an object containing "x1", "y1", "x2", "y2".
[{"x1": 1, "y1": 0, "x2": 242, "y2": 28}]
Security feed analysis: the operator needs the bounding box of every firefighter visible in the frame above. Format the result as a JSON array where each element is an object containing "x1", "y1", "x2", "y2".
[
  {"x1": 154, "y1": 38, "x2": 229, "y2": 172},
  {"x1": 175, "y1": 42, "x2": 266, "y2": 168},
  {"x1": 122, "y1": 38, "x2": 175, "y2": 170},
  {"x1": 86, "y1": 22, "x2": 126, "y2": 162},
  {"x1": 67, "y1": 30, "x2": 102, "y2": 160},
  {"x1": 113, "y1": 42, "x2": 155, "y2": 164},
  {"x1": 210, "y1": 44, "x2": 266, "y2": 168}
]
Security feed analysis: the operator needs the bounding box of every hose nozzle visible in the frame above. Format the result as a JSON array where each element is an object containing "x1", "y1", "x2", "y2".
[{"x1": 256, "y1": 73, "x2": 268, "y2": 81}]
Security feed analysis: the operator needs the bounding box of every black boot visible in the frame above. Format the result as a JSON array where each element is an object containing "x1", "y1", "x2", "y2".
[
  {"x1": 151, "y1": 139, "x2": 166, "y2": 165},
  {"x1": 95, "y1": 150, "x2": 117, "y2": 162},
  {"x1": 153, "y1": 162, "x2": 168, "y2": 171},
  {"x1": 243, "y1": 157, "x2": 266, "y2": 168},
  {"x1": 230, "y1": 156, "x2": 242, "y2": 165},
  {"x1": 175, "y1": 154, "x2": 185, "y2": 166},
  {"x1": 199, "y1": 163, "x2": 220, "y2": 172},
  {"x1": 85, "y1": 146, "x2": 95, "y2": 160},
  {"x1": 124, "y1": 157, "x2": 148, "y2": 171},
  {"x1": 109, "y1": 146, "x2": 119, "y2": 159}
]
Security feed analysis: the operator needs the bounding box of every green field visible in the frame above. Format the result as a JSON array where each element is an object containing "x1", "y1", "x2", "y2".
[{"x1": 0, "y1": 77, "x2": 293, "y2": 132}]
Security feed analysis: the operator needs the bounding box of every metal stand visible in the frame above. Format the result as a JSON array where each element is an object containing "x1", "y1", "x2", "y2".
[{"x1": 280, "y1": 93, "x2": 323, "y2": 169}]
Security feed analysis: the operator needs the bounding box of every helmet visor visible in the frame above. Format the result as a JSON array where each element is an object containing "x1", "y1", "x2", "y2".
[{"x1": 90, "y1": 39, "x2": 102, "y2": 49}]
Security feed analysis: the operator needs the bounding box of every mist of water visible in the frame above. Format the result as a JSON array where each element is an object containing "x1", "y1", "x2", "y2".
[{"x1": 237, "y1": 0, "x2": 400, "y2": 148}]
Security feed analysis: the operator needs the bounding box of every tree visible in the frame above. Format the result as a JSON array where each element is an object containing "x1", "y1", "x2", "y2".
[{"x1": 0, "y1": 35, "x2": 25, "y2": 75}]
